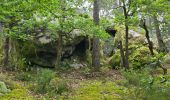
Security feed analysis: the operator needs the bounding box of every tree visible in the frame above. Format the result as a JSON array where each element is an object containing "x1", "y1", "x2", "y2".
[
  {"x1": 92, "y1": 0, "x2": 100, "y2": 69},
  {"x1": 153, "y1": 15, "x2": 168, "y2": 53},
  {"x1": 55, "y1": 0, "x2": 66, "y2": 68},
  {"x1": 0, "y1": 0, "x2": 34, "y2": 69},
  {"x1": 138, "y1": 0, "x2": 170, "y2": 53},
  {"x1": 140, "y1": 19, "x2": 154, "y2": 55},
  {"x1": 121, "y1": 0, "x2": 130, "y2": 69}
]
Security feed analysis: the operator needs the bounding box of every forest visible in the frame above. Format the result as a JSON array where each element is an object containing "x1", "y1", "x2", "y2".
[{"x1": 0, "y1": 0, "x2": 170, "y2": 99}]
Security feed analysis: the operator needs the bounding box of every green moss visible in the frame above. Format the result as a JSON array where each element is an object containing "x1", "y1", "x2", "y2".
[
  {"x1": 71, "y1": 80, "x2": 128, "y2": 100},
  {"x1": 0, "y1": 88, "x2": 34, "y2": 100}
]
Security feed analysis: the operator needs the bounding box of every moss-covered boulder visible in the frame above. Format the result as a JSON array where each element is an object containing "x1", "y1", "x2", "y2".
[
  {"x1": 129, "y1": 46, "x2": 157, "y2": 69},
  {"x1": 162, "y1": 52, "x2": 170, "y2": 69},
  {"x1": 0, "y1": 81, "x2": 11, "y2": 95},
  {"x1": 109, "y1": 50, "x2": 121, "y2": 69},
  {"x1": 16, "y1": 29, "x2": 89, "y2": 68}
]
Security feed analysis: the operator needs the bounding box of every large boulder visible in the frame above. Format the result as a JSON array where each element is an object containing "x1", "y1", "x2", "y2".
[{"x1": 18, "y1": 29, "x2": 89, "y2": 67}]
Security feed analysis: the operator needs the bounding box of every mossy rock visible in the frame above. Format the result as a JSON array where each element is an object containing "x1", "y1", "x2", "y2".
[
  {"x1": 108, "y1": 50, "x2": 121, "y2": 69},
  {"x1": 129, "y1": 46, "x2": 157, "y2": 69},
  {"x1": 0, "y1": 81, "x2": 11, "y2": 94}
]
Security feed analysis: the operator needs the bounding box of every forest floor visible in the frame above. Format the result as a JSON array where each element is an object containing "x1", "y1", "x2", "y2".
[{"x1": 0, "y1": 68, "x2": 169, "y2": 100}]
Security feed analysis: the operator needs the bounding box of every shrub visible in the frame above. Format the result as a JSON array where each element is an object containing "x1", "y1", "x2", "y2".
[
  {"x1": 121, "y1": 69, "x2": 170, "y2": 100},
  {"x1": 109, "y1": 51, "x2": 121, "y2": 69},
  {"x1": 100, "y1": 66, "x2": 110, "y2": 73},
  {"x1": 129, "y1": 46, "x2": 157, "y2": 69},
  {"x1": 34, "y1": 69, "x2": 55, "y2": 93},
  {"x1": 47, "y1": 78, "x2": 69, "y2": 97},
  {"x1": 15, "y1": 72, "x2": 32, "y2": 81}
]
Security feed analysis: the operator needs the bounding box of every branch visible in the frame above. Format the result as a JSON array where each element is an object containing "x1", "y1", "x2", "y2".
[{"x1": 112, "y1": 6, "x2": 123, "y2": 10}]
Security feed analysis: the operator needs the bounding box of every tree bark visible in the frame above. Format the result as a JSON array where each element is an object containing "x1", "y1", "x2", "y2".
[
  {"x1": 119, "y1": 41, "x2": 125, "y2": 67},
  {"x1": 92, "y1": 0, "x2": 100, "y2": 69},
  {"x1": 122, "y1": 0, "x2": 129, "y2": 69},
  {"x1": 142, "y1": 19, "x2": 154, "y2": 55},
  {"x1": 55, "y1": 33, "x2": 62, "y2": 68},
  {"x1": 55, "y1": 0, "x2": 66, "y2": 68},
  {"x1": 153, "y1": 15, "x2": 168, "y2": 53},
  {"x1": 3, "y1": 37, "x2": 9, "y2": 68}
]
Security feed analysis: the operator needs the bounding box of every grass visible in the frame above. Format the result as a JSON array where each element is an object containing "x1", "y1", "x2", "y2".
[{"x1": 0, "y1": 68, "x2": 169, "y2": 100}]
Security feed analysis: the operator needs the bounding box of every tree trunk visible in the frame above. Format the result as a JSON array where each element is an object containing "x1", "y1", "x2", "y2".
[
  {"x1": 3, "y1": 37, "x2": 9, "y2": 68},
  {"x1": 122, "y1": 0, "x2": 129, "y2": 69},
  {"x1": 55, "y1": 0, "x2": 66, "y2": 68},
  {"x1": 153, "y1": 15, "x2": 168, "y2": 53},
  {"x1": 142, "y1": 19, "x2": 154, "y2": 55},
  {"x1": 92, "y1": 0, "x2": 100, "y2": 69},
  {"x1": 168, "y1": 24, "x2": 170, "y2": 34},
  {"x1": 124, "y1": 25, "x2": 129, "y2": 69},
  {"x1": 55, "y1": 33, "x2": 62, "y2": 68},
  {"x1": 119, "y1": 41, "x2": 125, "y2": 67},
  {"x1": 92, "y1": 38, "x2": 100, "y2": 68}
]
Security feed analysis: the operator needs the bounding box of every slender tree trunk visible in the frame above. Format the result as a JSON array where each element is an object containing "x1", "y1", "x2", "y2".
[
  {"x1": 122, "y1": 0, "x2": 129, "y2": 69},
  {"x1": 142, "y1": 19, "x2": 154, "y2": 55},
  {"x1": 168, "y1": 24, "x2": 170, "y2": 34},
  {"x1": 153, "y1": 15, "x2": 168, "y2": 53},
  {"x1": 124, "y1": 25, "x2": 129, "y2": 69},
  {"x1": 55, "y1": 0, "x2": 66, "y2": 68},
  {"x1": 92, "y1": 0, "x2": 100, "y2": 69},
  {"x1": 3, "y1": 37, "x2": 9, "y2": 68},
  {"x1": 119, "y1": 41, "x2": 125, "y2": 67},
  {"x1": 55, "y1": 33, "x2": 62, "y2": 68}
]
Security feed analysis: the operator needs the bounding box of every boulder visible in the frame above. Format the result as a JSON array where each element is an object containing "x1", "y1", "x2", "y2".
[
  {"x1": 19, "y1": 29, "x2": 89, "y2": 67},
  {"x1": 162, "y1": 52, "x2": 170, "y2": 69},
  {"x1": 129, "y1": 30, "x2": 141, "y2": 38},
  {"x1": 0, "y1": 81, "x2": 11, "y2": 94}
]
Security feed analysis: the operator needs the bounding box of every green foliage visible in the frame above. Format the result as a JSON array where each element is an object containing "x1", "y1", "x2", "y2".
[
  {"x1": 15, "y1": 72, "x2": 32, "y2": 82},
  {"x1": 100, "y1": 66, "x2": 110, "y2": 73},
  {"x1": 80, "y1": 67, "x2": 91, "y2": 76},
  {"x1": 121, "y1": 69, "x2": 170, "y2": 100},
  {"x1": 129, "y1": 46, "x2": 156, "y2": 69},
  {"x1": 9, "y1": 40, "x2": 27, "y2": 70},
  {"x1": 34, "y1": 69, "x2": 55, "y2": 94},
  {"x1": 0, "y1": 73, "x2": 34, "y2": 99},
  {"x1": 47, "y1": 78, "x2": 69, "y2": 97},
  {"x1": 109, "y1": 51, "x2": 121, "y2": 69}
]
